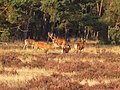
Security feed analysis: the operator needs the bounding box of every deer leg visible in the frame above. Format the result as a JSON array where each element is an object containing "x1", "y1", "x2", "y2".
[
  {"x1": 23, "y1": 44, "x2": 27, "y2": 49},
  {"x1": 44, "y1": 49, "x2": 49, "y2": 54},
  {"x1": 76, "y1": 50, "x2": 79, "y2": 53}
]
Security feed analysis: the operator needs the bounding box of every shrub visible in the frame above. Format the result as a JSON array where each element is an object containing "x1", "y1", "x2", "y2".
[
  {"x1": 108, "y1": 27, "x2": 120, "y2": 44},
  {"x1": 0, "y1": 28, "x2": 10, "y2": 41}
]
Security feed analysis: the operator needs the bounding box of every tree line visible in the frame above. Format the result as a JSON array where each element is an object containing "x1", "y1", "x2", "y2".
[{"x1": 0, "y1": 0, "x2": 120, "y2": 44}]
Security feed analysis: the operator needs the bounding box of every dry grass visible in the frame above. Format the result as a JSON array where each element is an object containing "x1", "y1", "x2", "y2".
[
  {"x1": 85, "y1": 45, "x2": 120, "y2": 54},
  {"x1": 0, "y1": 67, "x2": 54, "y2": 87},
  {"x1": 0, "y1": 41, "x2": 120, "y2": 89}
]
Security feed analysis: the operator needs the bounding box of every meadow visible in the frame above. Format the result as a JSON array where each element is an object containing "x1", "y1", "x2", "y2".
[{"x1": 0, "y1": 41, "x2": 120, "y2": 90}]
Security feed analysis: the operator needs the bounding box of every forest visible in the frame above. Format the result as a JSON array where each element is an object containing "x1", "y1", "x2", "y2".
[{"x1": 0, "y1": 0, "x2": 119, "y2": 44}]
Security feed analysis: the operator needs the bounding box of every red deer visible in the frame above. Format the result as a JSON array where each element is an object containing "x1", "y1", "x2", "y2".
[
  {"x1": 48, "y1": 32, "x2": 67, "y2": 48},
  {"x1": 23, "y1": 39, "x2": 36, "y2": 49},
  {"x1": 73, "y1": 39, "x2": 86, "y2": 53}
]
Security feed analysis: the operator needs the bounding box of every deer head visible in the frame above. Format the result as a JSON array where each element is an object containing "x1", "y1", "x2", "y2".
[
  {"x1": 62, "y1": 44, "x2": 71, "y2": 53},
  {"x1": 48, "y1": 32, "x2": 66, "y2": 48}
]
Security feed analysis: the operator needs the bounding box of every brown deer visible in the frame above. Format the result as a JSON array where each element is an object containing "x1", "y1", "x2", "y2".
[
  {"x1": 73, "y1": 39, "x2": 86, "y2": 53},
  {"x1": 23, "y1": 39, "x2": 36, "y2": 49},
  {"x1": 48, "y1": 32, "x2": 67, "y2": 48},
  {"x1": 33, "y1": 41, "x2": 55, "y2": 54},
  {"x1": 62, "y1": 44, "x2": 71, "y2": 53}
]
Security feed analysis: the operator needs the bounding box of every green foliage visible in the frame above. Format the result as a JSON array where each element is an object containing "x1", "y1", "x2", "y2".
[
  {"x1": 6, "y1": 4, "x2": 18, "y2": 24},
  {"x1": 7, "y1": 0, "x2": 34, "y2": 6},
  {"x1": 98, "y1": 40, "x2": 110, "y2": 45},
  {"x1": 0, "y1": 28, "x2": 10, "y2": 41},
  {"x1": 0, "y1": 0, "x2": 118, "y2": 43},
  {"x1": 109, "y1": 27, "x2": 120, "y2": 44},
  {"x1": 82, "y1": 14, "x2": 99, "y2": 26},
  {"x1": 40, "y1": 0, "x2": 82, "y2": 28},
  {"x1": 40, "y1": 0, "x2": 60, "y2": 22},
  {"x1": 105, "y1": 0, "x2": 120, "y2": 25}
]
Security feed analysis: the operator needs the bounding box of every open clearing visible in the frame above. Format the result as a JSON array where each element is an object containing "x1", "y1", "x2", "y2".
[{"x1": 0, "y1": 42, "x2": 120, "y2": 90}]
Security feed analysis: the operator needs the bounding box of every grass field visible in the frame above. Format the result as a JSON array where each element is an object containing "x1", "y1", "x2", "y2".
[{"x1": 0, "y1": 41, "x2": 120, "y2": 90}]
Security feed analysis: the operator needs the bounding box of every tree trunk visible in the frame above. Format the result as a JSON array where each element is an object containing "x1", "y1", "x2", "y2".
[
  {"x1": 96, "y1": 1, "x2": 99, "y2": 16},
  {"x1": 99, "y1": 0, "x2": 104, "y2": 16}
]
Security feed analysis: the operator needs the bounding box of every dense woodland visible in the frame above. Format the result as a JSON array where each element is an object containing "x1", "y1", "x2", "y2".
[{"x1": 0, "y1": 0, "x2": 120, "y2": 44}]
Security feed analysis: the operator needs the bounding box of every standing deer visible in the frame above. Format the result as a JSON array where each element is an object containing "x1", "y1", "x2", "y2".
[
  {"x1": 62, "y1": 44, "x2": 71, "y2": 53},
  {"x1": 23, "y1": 39, "x2": 36, "y2": 49},
  {"x1": 33, "y1": 41, "x2": 55, "y2": 54},
  {"x1": 73, "y1": 39, "x2": 86, "y2": 53},
  {"x1": 48, "y1": 32, "x2": 67, "y2": 48}
]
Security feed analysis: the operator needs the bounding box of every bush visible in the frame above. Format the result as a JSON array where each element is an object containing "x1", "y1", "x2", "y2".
[
  {"x1": 97, "y1": 40, "x2": 110, "y2": 45},
  {"x1": 0, "y1": 28, "x2": 10, "y2": 41},
  {"x1": 108, "y1": 27, "x2": 120, "y2": 45}
]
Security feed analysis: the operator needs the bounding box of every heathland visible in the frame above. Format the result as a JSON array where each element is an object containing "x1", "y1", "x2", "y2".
[{"x1": 0, "y1": 41, "x2": 120, "y2": 90}]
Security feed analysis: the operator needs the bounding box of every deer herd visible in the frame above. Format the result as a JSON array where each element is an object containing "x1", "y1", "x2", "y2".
[{"x1": 23, "y1": 32, "x2": 86, "y2": 54}]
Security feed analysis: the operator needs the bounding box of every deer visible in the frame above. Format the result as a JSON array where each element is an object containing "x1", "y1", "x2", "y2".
[
  {"x1": 33, "y1": 41, "x2": 55, "y2": 54},
  {"x1": 73, "y1": 39, "x2": 86, "y2": 53},
  {"x1": 48, "y1": 32, "x2": 67, "y2": 49},
  {"x1": 62, "y1": 44, "x2": 71, "y2": 53},
  {"x1": 23, "y1": 38, "x2": 36, "y2": 49}
]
